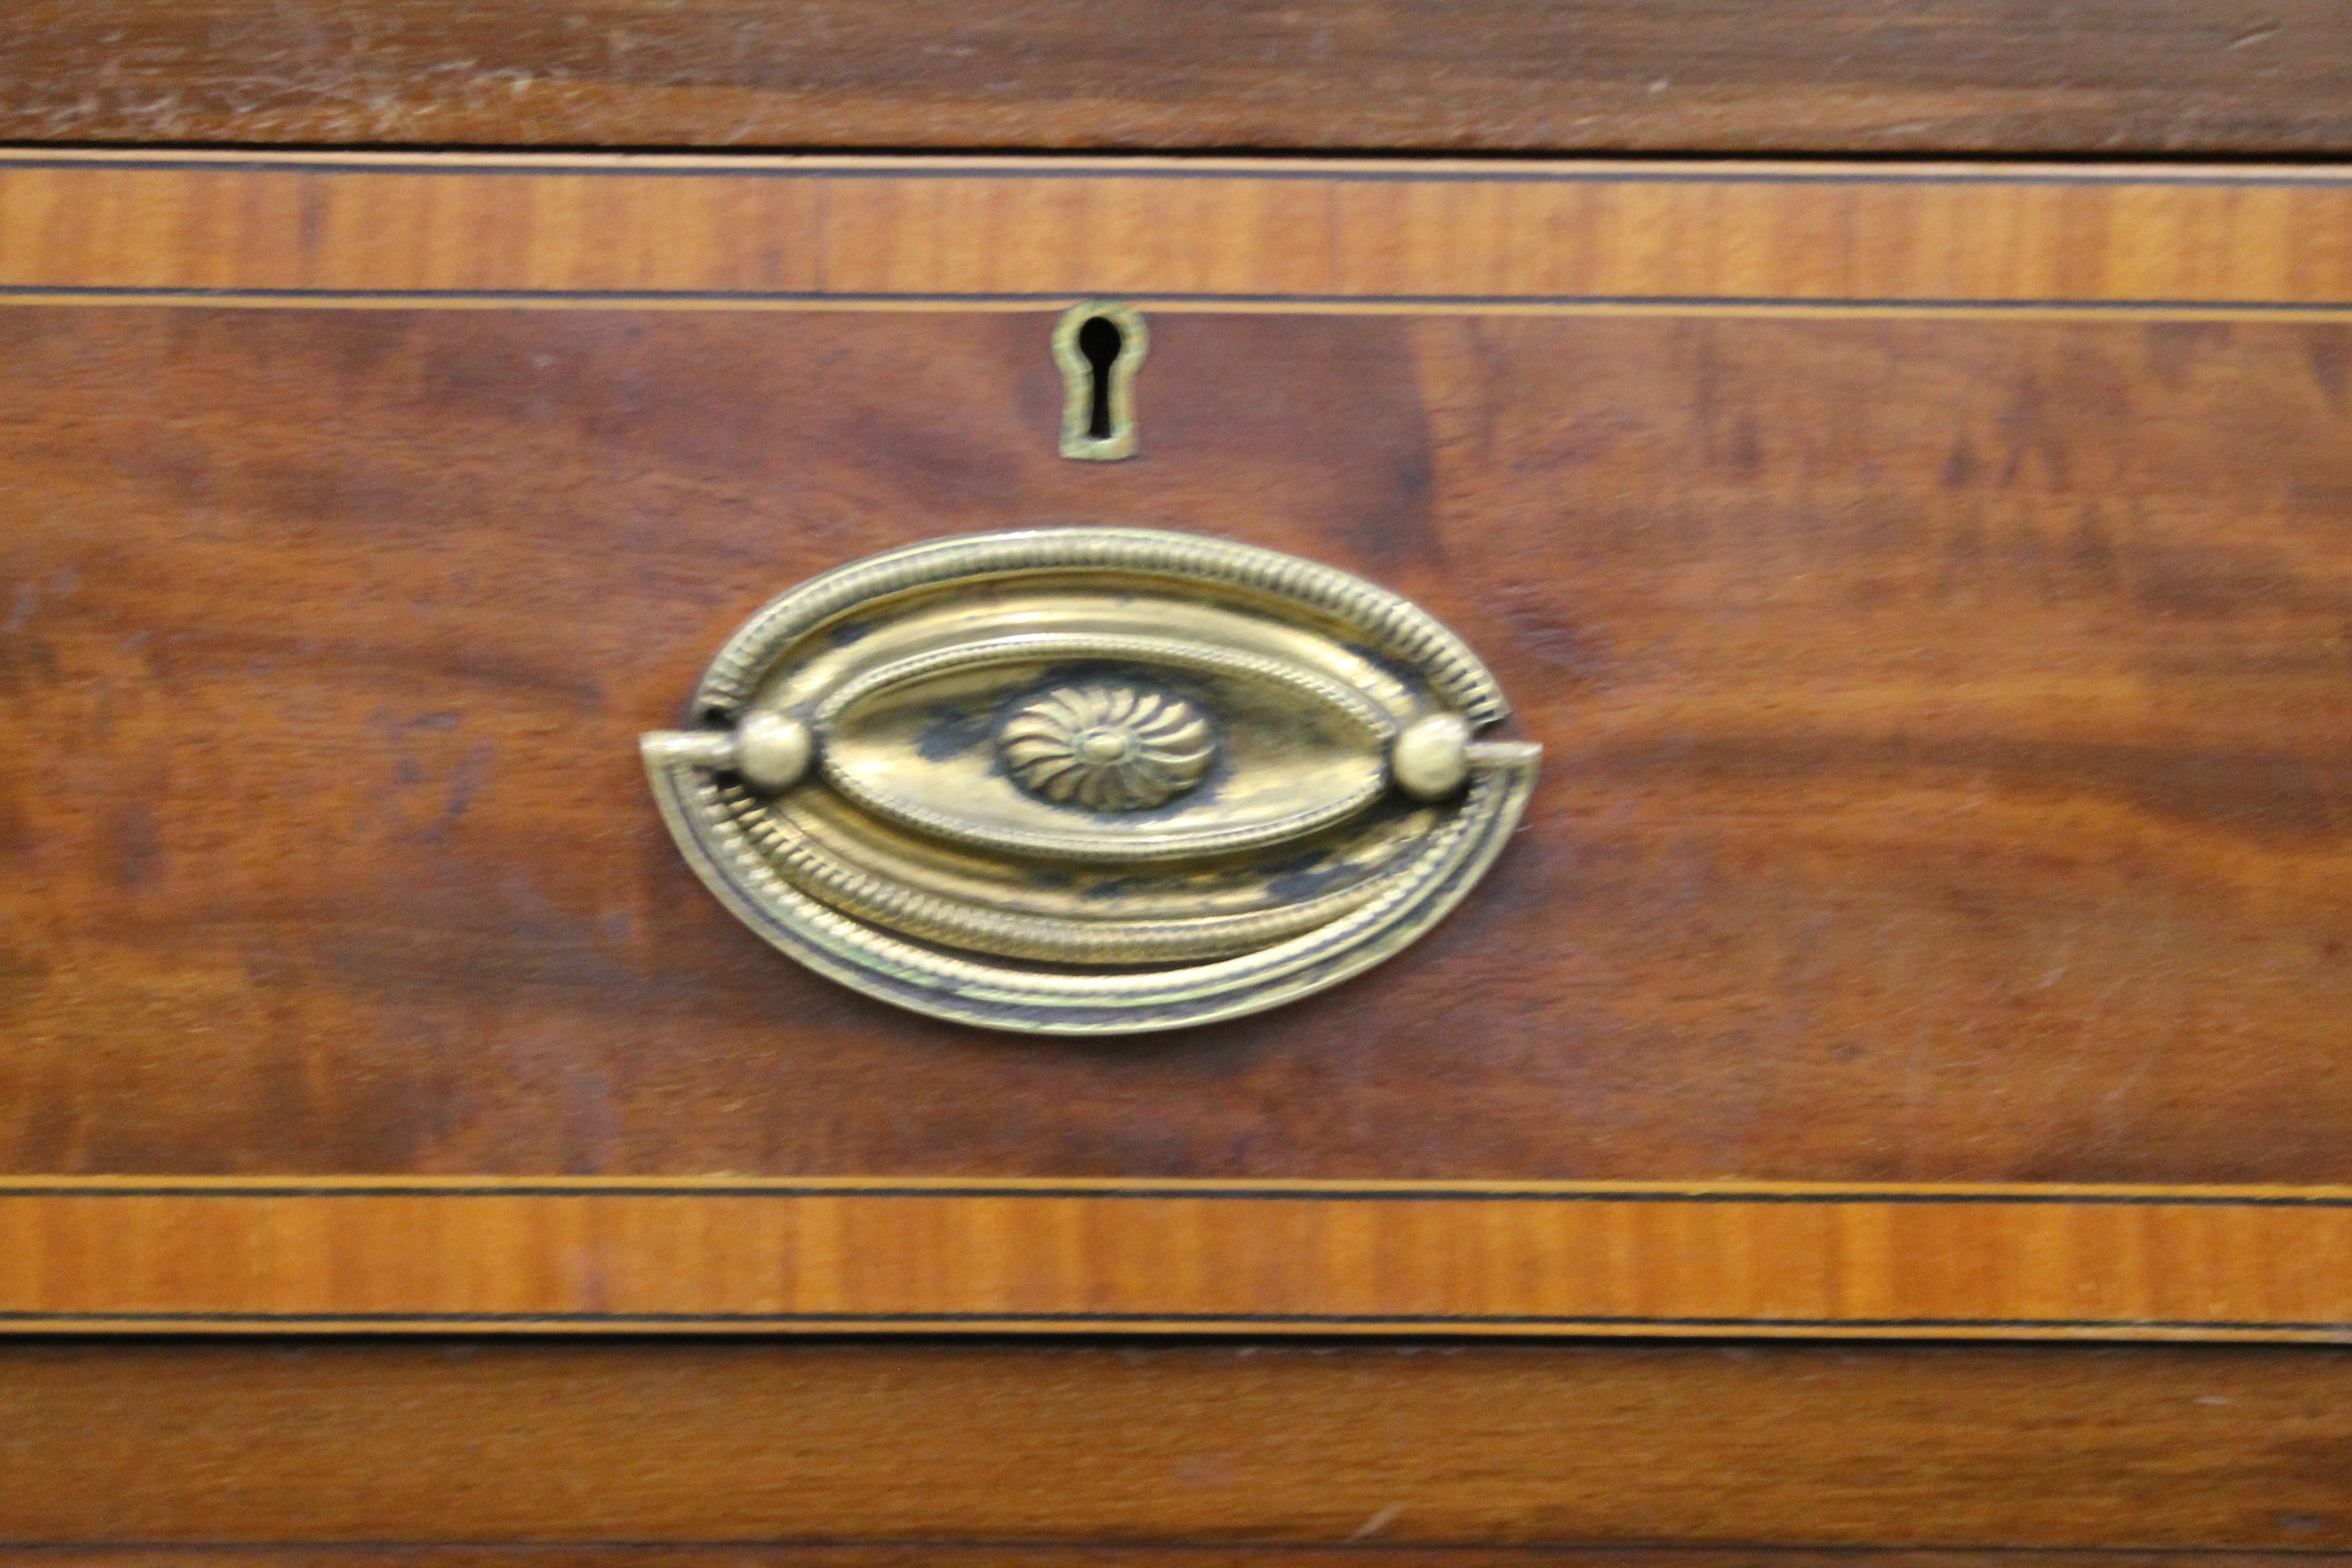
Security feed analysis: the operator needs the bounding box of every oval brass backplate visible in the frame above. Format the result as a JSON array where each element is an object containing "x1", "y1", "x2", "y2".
[{"x1": 642, "y1": 529, "x2": 1539, "y2": 1034}]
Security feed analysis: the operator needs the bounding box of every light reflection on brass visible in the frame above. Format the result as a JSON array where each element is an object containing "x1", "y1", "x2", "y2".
[
  {"x1": 1001, "y1": 684, "x2": 1216, "y2": 810},
  {"x1": 1054, "y1": 301, "x2": 1147, "y2": 460},
  {"x1": 643, "y1": 527, "x2": 1538, "y2": 1035}
]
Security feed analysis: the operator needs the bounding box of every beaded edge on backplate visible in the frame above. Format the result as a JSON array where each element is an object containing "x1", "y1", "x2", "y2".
[{"x1": 642, "y1": 527, "x2": 1539, "y2": 1035}]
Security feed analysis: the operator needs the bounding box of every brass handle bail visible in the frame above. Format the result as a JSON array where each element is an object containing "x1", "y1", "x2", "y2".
[{"x1": 643, "y1": 529, "x2": 1539, "y2": 1035}]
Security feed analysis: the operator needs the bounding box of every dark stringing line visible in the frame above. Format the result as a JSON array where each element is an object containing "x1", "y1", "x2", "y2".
[
  {"x1": 4, "y1": 156, "x2": 2352, "y2": 189},
  {"x1": 2, "y1": 284, "x2": 2349, "y2": 314},
  {"x1": 3, "y1": 1183, "x2": 2349, "y2": 1207},
  {"x1": 0, "y1": 1310, "x2": 2344, "y2": 1330}
]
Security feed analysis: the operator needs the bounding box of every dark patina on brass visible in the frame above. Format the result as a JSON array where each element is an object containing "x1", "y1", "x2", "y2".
[{"x1": 644, "y1": 527, "x2": 1538, "y2": 1033}]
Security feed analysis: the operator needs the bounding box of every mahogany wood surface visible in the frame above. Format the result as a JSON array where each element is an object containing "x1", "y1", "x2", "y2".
[
  {"x1": 6, "y1": 2, "x2": 2352, "y2": 155},
  {"x1": 4, "y1": 156, "x2": 2352, "y2": 1336},
  {"x1": 0, "y1": 82, "x2": 2347, "y2": 1566},
  {"x1": 1, "y1": 1338, "x2": 2350, "y2": 1547},
  {"x1": 5, "y1": 160, "x2": 2351, "y2": 1194}
]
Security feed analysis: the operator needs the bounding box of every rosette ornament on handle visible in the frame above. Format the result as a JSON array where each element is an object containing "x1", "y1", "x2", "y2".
[
  {"x1": 642, "y1": 528, "x2": 1539, "y2": 1034},
  {"x1": 1000, "y1": 685, "x2": 1217, "y2": 811}
]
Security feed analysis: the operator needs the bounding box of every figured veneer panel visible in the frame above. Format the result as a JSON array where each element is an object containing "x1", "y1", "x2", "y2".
[
  {"x1": 4, "y1": 156, "x2": 2352, "y2": 308},
  {"x1": 0, "y1": 1181, "x2": 2349, "y2": 1336},
  {"x1": 3, "y1": 301, "x2": 2350, "y2": 1188}
]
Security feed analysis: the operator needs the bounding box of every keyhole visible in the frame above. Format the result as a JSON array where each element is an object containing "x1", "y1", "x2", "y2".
[
  {"x1": 1054, "y1": 301, "x2": 1147, "y2": 460},
  {"x1": 1077, "y1": 315, "x2": 1123, "y2": 439}
]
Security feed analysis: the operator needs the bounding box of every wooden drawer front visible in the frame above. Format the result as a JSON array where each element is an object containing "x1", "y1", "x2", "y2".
[{"x1": 3, "y1": 154, "x2": 2350, "y2": 1336}]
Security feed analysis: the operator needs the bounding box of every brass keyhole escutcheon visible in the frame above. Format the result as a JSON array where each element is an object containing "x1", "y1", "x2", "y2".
[
  {"x1": 642, "y1": 529, "x2": 1539, "y2": 1035},
  {"x1": 1054, "y1": 301, "x2": 1147, "y2": 460}
]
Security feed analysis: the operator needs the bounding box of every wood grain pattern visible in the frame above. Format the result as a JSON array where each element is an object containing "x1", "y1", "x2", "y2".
[
  {"x1": 4, "y1": 153, "x2": 2351, "y2": 309},
  {"x1": 6, "y1": 156, "x2": 2352, "y2": 1336},
  {"x1": 7, "y1": 300, "x2": 2351, "y2": 1191},
  {"x1": 3, "y1": 1179, "x2": 2351, "y2": 1337},
  {"x1": 7, "y1": 2, "x2": 2352, "y2": 155},
  {"x1": 3, "y1": 1338, "x2": 2350, "y2": 1546}
]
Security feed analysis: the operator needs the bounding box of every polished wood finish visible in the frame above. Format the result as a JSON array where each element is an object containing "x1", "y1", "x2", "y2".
[
  {"x1": 4, "y1": 156, "x2": 2352, "y2": 1335},
  {"x1": 2, "y1": 1339, "x2": 2350, "y2": 1545},
  {"x1": 7, "y1": 3, "x2": 2352, "y2": 155},
  {"x1": 4, "y1": 152, "x2": 2351, "y2": 308},
  {"x1": 5, "y1": 1178, "x2": 2351, "y2": 1337},
  {"x1": 4, "y1": 35, "x2": 2346, "y2": 1555},
  {"x1": 19, "y1": 294, "x2": 2352, "y2": 1186},
  {"x1": 4, "y1": 156, "x2": 2352, "y2": 1334},
  {"x1": 7, "y1": 0, "x2": 2347, "y2": 1544}
]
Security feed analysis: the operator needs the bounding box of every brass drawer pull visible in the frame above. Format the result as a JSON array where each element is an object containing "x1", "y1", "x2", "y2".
[{"x1": 643, "y1": 529, "x2": 1538, "y2": 1033}]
